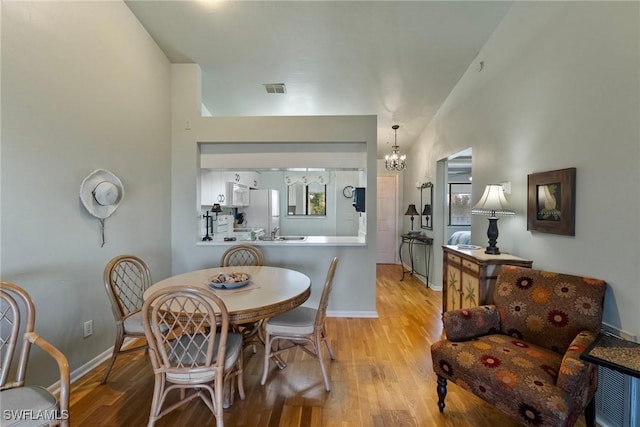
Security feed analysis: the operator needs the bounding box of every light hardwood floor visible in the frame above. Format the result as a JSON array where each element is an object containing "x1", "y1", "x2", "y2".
[{"x1": 69, "y1": 264, "x2": 588, "y2": 426}]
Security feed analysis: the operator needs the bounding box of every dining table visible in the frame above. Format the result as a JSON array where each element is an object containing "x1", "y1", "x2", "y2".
[
  {"x1": 143, "y1": 265, "x2": 311, "y2": 326},
  {"x1": 143, "y1": 265, "x2": 311, "y2": 408}
]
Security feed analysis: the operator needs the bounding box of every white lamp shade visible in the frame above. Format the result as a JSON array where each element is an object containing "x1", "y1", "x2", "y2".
[{"x1": 471, "y1": 184, "x2": 515, "y2": 216}]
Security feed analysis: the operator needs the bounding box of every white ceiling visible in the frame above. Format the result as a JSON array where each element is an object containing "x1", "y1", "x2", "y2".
[{"x1": 126, "y1": 1, "x2": 511, "y2": 158}]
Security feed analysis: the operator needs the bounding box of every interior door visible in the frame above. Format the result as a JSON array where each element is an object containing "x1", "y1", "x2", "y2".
[{"x1": 376, "y1": 175, "x2": 398, "y2": 264}]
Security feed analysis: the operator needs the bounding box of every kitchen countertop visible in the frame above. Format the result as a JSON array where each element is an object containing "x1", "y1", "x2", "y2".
[{"x1": 197, "y1": 235, "x2": 366, "y2": 247}]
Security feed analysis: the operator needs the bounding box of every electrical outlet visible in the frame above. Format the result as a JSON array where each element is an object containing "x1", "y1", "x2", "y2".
[{"x1": 83, "y1": 320, "x2": 93, "y2": 338}]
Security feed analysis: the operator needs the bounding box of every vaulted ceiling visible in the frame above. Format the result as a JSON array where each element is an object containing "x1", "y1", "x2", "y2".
[{"x1": 126, "y1": 1, "x2": 511, "y2": 158}]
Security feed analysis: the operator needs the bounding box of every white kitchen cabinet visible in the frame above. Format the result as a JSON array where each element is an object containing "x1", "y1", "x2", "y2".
[
  {"x1": 202, "y1": 170, "x2": 259, "y2": 206},
  {"x1": 245, "y1": 171, "x2": 259, "y2": 189},
  {"x1": 223, "y1": 171, "x2": 259, "y2": 189},
  {"x1": 201, "y1": 170, "x2": 226, "y2": 206}
]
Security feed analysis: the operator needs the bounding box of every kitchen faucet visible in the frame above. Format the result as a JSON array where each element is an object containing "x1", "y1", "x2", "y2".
[{"x1": 271, "y1": 226, "x2": 280, "y2": 238}]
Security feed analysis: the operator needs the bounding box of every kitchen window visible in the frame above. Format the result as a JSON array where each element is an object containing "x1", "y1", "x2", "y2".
[{"x1": 287, "y1": 182, "x2": 326, "y2": 216}]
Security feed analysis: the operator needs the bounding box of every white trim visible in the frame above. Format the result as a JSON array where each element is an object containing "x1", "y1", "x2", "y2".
[
  {"x1": 47, "y1": 338, "x2": 138, "y2": 394},
  {"x1": 400, "y1": 261, "x2": 442, "y2": 290},
  {"x1": 327, "y1": 310, "x2": 378, "y2": 318}
]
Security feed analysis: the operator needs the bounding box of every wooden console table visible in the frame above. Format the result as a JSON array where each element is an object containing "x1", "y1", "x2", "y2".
[
  {"x1": 442, "y1": 245, "x2": 532, "y2": 314},
  {"x1": 399, "y1": 234, "x2": 433, "y2": 285}
]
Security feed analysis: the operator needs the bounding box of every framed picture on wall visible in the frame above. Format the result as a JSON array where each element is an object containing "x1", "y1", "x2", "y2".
[{"x1": 527, "y1": 167, "x2": 576, "y2": 236}]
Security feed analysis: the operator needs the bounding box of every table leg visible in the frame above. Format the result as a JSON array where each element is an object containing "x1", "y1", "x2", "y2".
[
  {"x1": 425, "y1": 244, "x2": 431, "y2": 288},
  {"x1": 408, "y1": 240, "x2": 416, "y2": 275},
  {"x1": 399, "y1": 239, "x2": 407, "y2": 281}
]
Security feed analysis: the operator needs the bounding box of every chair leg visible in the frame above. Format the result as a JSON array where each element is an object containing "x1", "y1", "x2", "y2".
[
  {"x1": 260, "y1": 333, "x2": 272, "y2": 385},
  {"x1": 315, "y1": 334, "x2": 331, "y2": 392},
  {"x1": 436, "y1": 375, "x2": 447, "y2": 413},
  {"x1": 585, "y1": 396, "x2": 596, "y2": 427},
  {"x1": 101, "y1": 330, "x2": 125, "y2": 384},
  {"x1": 147, "y1": 374, "x2": 164, "y2": 426},
  {"x1": 215, "y1": 373, "x2": 224, "y2": 427},
  {"x1": 236, "y1": 348, "x2": 245, "y2": 400},
  {"x1": 322, "y1": 326, "x2": 336, "y2": 360}
]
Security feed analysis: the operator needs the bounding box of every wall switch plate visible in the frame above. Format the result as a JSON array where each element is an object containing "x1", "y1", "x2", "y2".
[
  {"x1": 83, "y1": 320, "x2": 93, "y2": 338},
  {"x1": 500, "y1": 181, "x2": 511, "y2": 195}
]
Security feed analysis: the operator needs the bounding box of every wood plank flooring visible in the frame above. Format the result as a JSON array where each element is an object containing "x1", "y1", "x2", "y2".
[{"x1": 69, "y1": 264, "x2": 589, "y2": 426}]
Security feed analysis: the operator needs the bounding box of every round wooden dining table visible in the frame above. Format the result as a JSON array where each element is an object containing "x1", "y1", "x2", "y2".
[{"x1": 143, "y1": 265, "x2": 311, "y2": 325}]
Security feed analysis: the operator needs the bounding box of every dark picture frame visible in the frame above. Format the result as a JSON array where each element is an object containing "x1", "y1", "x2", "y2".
[{"x1": 527, "y1": 167, "x2": 576, "y2": 236}]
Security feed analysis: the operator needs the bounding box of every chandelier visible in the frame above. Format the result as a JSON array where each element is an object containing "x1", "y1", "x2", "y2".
[{"x1": 384, "y1": 124, "x2": 407, "y2": 171}]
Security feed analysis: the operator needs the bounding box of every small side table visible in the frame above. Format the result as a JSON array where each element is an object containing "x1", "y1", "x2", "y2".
[
  {"x1": 580, "y1": 333, "x2": 640, "y2": 379},
  {"x1": 399, "y1": 233, "x2": 433, "y2": 285}
]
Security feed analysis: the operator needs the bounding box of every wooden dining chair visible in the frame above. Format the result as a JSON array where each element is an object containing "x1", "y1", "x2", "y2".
[
  {"x1": 142, "y1": 286, "x2": 245, "y2": 427},
  {"x1": 220, "y1": 244, "x2": 264, "y2": 353},
  {"x1": 101, "y1": 254, "x2": 156, "y2": 384},
  {"x1": 220, "y1": 244, "x2": 264, "y2": 267},
  {"x1": 261, "y1": 257, "x2": 338, "y2": 391},
  {"x1": 1, "y1": 281, "x2": 70, "y2": 427}
]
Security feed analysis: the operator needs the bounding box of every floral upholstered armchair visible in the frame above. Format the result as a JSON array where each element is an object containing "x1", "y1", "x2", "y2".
[{"x1": 431, "y1": 266, "x2": 606, "y2": 427}]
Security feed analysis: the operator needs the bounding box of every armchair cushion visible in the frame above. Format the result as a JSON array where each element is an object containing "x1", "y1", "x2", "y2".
[
  {"x1": 431, "y1": 332, "x2": 595, "y2": 426},
  {"x1": 442, "y1": 305, "x2": 500, "y2": 342},
  {"x1": 493, "y1": 266, "x2": 606, "y2": 354},
  {"x1": 1, "y1": 385, "x2": 59, "y2": 427}
]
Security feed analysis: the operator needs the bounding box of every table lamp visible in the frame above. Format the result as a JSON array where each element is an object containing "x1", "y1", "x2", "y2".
[
  {"x1": 211, "y1": 203, "x2": 222, "y2": 219},
  {"x1": 422, "y1": 204, "x2": 431, "y2": 228},
  {"x1": 404, "y1": 204, "x2": 420, "y2": 232},
  {"x1": 471, "y1": 184, "x2": 514, "y2": 254}
]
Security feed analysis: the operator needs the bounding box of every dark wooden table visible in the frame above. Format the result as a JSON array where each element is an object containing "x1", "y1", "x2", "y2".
[{"x1": 580, "y1": 333, "x2": 640, "y2": 379}]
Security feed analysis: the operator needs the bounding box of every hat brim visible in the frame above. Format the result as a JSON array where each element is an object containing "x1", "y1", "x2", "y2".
[{"x1": 80, "y1": 169, "x2": 124, "y2": 219}]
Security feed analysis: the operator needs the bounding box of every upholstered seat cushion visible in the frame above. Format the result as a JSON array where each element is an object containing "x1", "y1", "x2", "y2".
[
  {"x1": 124, "y1": 311, "x2": 168, "y2": 335},
  {"x1": 0, "y1": 386, "x2": 60, "y2": 427},
  {"x1": 431, "y1": 333, "x2": 591, "y2": 426},
  {"x1": 265, "y1": 306, "x2": 317, "y2": 335},
  {"x1": 123, "y1": 311, "x2": 146, "y2": 334},
  {"x1": 166, "y1": 333, "x2": 242, "y2": 383}
]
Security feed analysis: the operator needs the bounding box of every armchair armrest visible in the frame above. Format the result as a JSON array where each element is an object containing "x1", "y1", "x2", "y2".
[
  {"x1": 443, "y1": 305, "x2": 500, "y2": 342},
  {"x1": 556, "y1": 330, "x2": 598, "y2": 394},
  {"x1": 25, "y1": 332, "x2": 70, "y2": 421}
]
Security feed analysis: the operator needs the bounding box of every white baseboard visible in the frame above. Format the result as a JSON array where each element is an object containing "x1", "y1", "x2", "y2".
[
  {"x1": 48, "y1": 338, "x2": 138, "y2": 395},
  {"x1": 400, "y1": 262, "x2": 441, "y2": 290},
  {"x1": 327, "y1": 310, "x2": 378, "y2": 318}
]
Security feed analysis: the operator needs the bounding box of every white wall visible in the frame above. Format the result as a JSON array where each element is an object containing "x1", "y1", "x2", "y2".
[
  {"x1": 170, "y1": 64, "x2": 378, "y2": 315},
  {"x1": 406, "y1": 2, "x2": 640, "y2": 336},
  {"x1": 1, "y1": 2, "x2": 172, "y2": 385}
]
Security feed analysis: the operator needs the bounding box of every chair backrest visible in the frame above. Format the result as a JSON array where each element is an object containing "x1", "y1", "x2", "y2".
[
  {"x1": 142, "y1": 286, "x2": 230, "y2": 378},
  {"x1": 104, "y1": 255, "x2": 152, "y2": 320},
  {"x1": 220, "y1": 244, "x2": 264, "y2": 267},
  {"x1": 314, "y1": 257, "x2": 339, "y2": 330},
  {"x1": 492, "y1": 266, "x2": 606, "y2": 354},
  {"x1": 0, "y1": 282, "x2": 35, "y2": 388}
]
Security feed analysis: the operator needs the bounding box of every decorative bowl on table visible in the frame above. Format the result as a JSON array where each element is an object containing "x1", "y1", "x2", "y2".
[
  {"x1": 208, "y1": 272, "x2": 251, "y2": 289},
  {"x1": 408, "y1": 230, "x2": 422, "y2": 236}
]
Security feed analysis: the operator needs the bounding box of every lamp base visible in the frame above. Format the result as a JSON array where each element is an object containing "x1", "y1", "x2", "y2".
[
  {"x1": 485, "y1": 217, "x2": 501, "y2": 255},
  {"x1": 484, "y1": 245, "x2": 500, "y2": 255}
]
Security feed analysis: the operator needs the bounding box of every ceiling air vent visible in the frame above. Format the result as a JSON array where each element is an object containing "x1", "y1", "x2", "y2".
[{"x1": 263, "y1": 83, "x2": 286, "y2": 94}]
